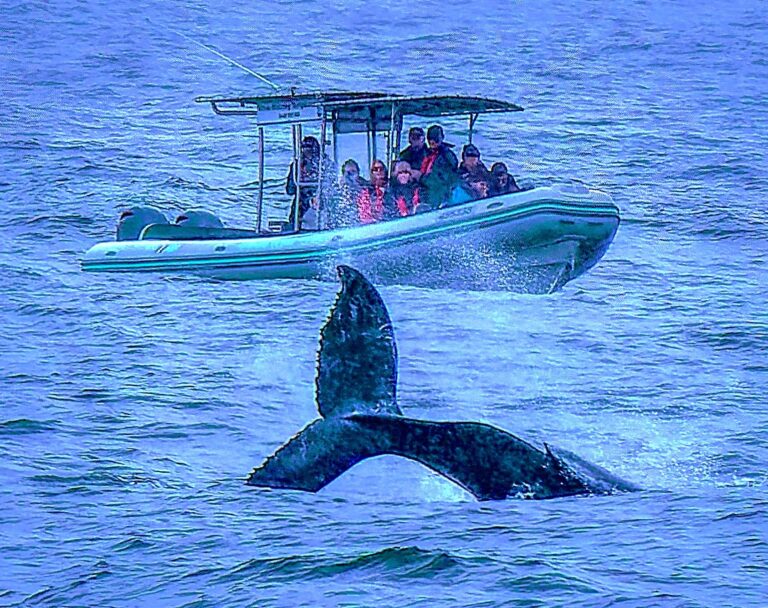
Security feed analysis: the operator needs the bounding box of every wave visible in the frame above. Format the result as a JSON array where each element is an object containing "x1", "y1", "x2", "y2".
[
  {"x1": 220, "y1": 546, "x2": 463, "y2": 585},
  {"x1": 23, "y1": 213, "x2": 95, "y2": 228},
  {"x1": 0, "y1": 418, "x2": 58, "y2": 434},
  {"x1": 162, "y1": 175, "x2": 218, "y2": 191}
]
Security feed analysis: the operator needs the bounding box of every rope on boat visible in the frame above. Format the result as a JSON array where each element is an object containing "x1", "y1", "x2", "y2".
[{"x1": 160, "y1": 22, "x2": 282, "y2": 92}]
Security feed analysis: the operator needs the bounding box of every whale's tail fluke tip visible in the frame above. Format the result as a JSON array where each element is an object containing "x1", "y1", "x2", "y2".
[{"x1": 314, "y1": 265, "x2": 400, "y2": 419}]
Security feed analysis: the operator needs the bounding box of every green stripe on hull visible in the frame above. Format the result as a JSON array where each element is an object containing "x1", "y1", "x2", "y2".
[{"x1": 83, "y1": 200, "x2": 618, "y2": 273}]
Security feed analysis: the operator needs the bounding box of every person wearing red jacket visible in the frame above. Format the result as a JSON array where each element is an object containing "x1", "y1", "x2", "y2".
[{"x1": 356, "y1": 160, "x2": 389, "y2": 224}]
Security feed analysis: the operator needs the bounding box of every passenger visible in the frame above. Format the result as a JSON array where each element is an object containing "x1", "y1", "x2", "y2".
[
  {"x1": 356, "y1": 160, "x2": 390, "y2": 224},
  {"x1": 339, "y1": 159, "x2": 369, "y2": 191},
  {"x1": 285, "y1": 136, "x2": 319, "y2": 226},
  {"x1": 398, "y1": 126, "x2": 428, "y2": 179},
  {"x1": 489, "y1": 162, "x2": 521, "y2": 196},
  {"x1": 447, "y1": 173, "x2": 487, "y2": 205},
  {"x1": 465, "y1": 175, "x2": 490, "y2": 199},
  {"x1": 458, "y1": 143, "x2": 491, "y2": 184},
  {"x1": 329, "y1": 159, "x2": 368, "y2": 229},
  {"x1": 387, "y1": 160, "x2": 421, "y2": 217},
  {"x1": 285, "y1": 136, "x2": 338, "y2": 229},
  {"x1": 418, "y1": 124, "x2": 459, "y2": 211}
]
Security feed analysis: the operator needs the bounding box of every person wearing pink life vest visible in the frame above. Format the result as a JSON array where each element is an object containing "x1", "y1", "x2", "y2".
[
  {"x1": 356, "y1": 160, "x2": 390, "y2": 224},
  {"x1": 387, "y1": 160, "x2": 421, "y2": 217}
]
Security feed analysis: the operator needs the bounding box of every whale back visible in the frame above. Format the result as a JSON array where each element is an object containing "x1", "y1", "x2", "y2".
[{"x1": 315, "y1": 266, "x2": 401, "y2": 418}]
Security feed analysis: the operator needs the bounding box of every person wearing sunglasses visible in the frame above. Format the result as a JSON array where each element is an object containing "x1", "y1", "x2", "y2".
[{"x1": 356, "y1": 160, "x2": 390, "y2": 224}]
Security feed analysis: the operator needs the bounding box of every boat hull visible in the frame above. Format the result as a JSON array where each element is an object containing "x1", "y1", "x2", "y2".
[{"x1": 82, "y1": 185, "x2": 619, "y2": 293}]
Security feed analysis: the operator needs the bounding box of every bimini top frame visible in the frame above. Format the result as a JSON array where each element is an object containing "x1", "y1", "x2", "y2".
[
  {"x1": 195, "y1": 91, "x2": 522, "y2": 129},
  {"x1": 194, "y1": 91, "x2": 524, "y2": 232}
]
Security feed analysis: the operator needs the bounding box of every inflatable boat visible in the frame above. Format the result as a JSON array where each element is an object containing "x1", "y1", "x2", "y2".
[{"x1": 81, "y1": 92, "x2": 619, "y2": 292}]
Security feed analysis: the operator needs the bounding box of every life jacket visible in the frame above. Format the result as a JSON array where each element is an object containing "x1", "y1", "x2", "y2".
[
  {"x1": 390, "y1": 185, "x2": 420, "y2": 216},
  {"x1": 421, "y1": 149, "x2": 438, "y2": 176},
  {"x1": 357, "y1": 184, "x2": 387, "y2": 223}
]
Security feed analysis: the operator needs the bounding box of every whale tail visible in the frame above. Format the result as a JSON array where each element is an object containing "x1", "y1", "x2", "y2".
[
  {"x1": 247, "y1": 265, "x2": 637, "y2": 500},
  {"x1": 246, "y1": 418, "x2": 382, "y2": 492},
  {"x1": 246, "y1": 414, "x2": 598, "y2": 500},
  {"x1": 247, "y1": 264, "x2": 400, "y2": 492},
  {"x1": 314, "y1": 265, "x2": 401, "y2": 419}
]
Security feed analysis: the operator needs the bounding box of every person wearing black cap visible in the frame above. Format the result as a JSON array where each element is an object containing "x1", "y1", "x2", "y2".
[
  {"x1": 458, "y1": 143, "x2": 491, "y2": 184},
  {"x1": 489, "y1": 162, "x2": 521, "y2": 196},
  {"x1": 418, "y1": 124, "x2": 459, "y2": 211},
  {"x1": 398, "y1": 127, "x2": 428, "y2": 179},
  {"x1": 285, "y1": 136, "x2": 336, "y2": 229}
]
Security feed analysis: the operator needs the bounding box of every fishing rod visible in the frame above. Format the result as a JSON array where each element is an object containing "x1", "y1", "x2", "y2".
[{"x1": 158, "y1": 22, "x2": 282, "y2": 92}]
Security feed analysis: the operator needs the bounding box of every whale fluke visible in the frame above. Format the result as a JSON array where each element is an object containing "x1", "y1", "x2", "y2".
[
  {"x1": 246, "y1": 418, "x2": 381, "y2": 492},
  {"x1": 315, "y1": 265, "x2": 400, "y2": 418},
  {"x1": 247, "y1": 265, "x2": 638, "y2": 500}
]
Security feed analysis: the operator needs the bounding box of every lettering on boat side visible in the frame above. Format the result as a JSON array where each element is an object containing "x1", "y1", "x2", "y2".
[{"x1": 439, "y1": 207, "x2": 473, "y2": 220}]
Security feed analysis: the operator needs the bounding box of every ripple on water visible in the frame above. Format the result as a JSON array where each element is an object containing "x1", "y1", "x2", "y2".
[
  {"x1": 0, "y1": 418, "x2": 59, "y2": 435},
  {"x1": 219, "y1": 545, "x2": 466, "y2": 586}
]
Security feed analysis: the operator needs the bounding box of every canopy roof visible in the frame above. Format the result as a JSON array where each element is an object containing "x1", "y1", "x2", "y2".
[{"x1": 195, "y1": 91, "x2": 523, "y2": 132}]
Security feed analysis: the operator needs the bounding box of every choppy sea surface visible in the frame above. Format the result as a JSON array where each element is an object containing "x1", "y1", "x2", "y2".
[{"x1": 2, "y1": 1, "x2": 767, "y2": 606}]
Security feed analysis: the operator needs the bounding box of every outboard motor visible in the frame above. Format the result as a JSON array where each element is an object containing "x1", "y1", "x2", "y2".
[
  {"x1": 175, "y1": 209, "x2": 224, "y2": 229},
  {"x1": 116, "y1": 206, "x2": 169, "y2": 241}
]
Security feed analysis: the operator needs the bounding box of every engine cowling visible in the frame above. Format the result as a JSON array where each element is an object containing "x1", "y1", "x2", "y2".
[
  {"x1": 175, "y1": 210, "x2": 224, "y2": 228},
  {"x1": 116, "y1": 206, "x2": 168, "y2": 241}
]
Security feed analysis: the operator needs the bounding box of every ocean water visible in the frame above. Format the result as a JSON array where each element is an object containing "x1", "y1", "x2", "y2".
[{"x1": 2, "y1": 0, "x2": 767, "y2": 606}]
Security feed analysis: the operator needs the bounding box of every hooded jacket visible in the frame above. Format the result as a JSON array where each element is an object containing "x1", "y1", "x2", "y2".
[{"x1": 419, "y1": 144, "x2": 459, "y2": 210}]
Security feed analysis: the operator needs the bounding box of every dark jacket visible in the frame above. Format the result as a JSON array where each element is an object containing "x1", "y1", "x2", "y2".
[
  {"x1": 419, "y1": 144, "x2": 459, "y2": 210},
  {"x1": 286, "y1": 158, "x2": 318, "y2": 225},
  {"x1": 458, "y1": 161, "x2": 491, "y2": 183},
  {"x1": 489, "y1": 174, "x2": 521, "y2": 197},
  {"x1": 285, "y1": 155, "x2": 337, "y2": 228},
  {"x1": 398, "y1": 145, "x2": 428, "y2": 172}
]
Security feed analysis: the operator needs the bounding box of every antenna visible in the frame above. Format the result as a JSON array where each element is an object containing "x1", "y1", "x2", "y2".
[{"x1": 162, "y1": 24, "x2": 281, "y2": 92}]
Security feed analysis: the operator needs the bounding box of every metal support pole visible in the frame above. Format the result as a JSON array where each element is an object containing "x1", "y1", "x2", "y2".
[
  {"x1": 395, "y1": 114, "x2": 402, "y2": 160},
  {"x1": 387, "y1": 103, "x2": 396, "y2": 170},
  {"x1": 366, "y1": 122, "x2": 373, "y2": 175},
  {"x1": 468, "y1": 113, "x2": 478, "y2": 144},
  {"x1": 370, "y1": 107, "x2": 377, "y2": 162},
  {"x1": 292, "y1": 124, "x2": 301, "y2": 233},
  {"x1": 332, "y1": 111, "x2": 339, "y2": 166},
  {"x1": 256, "y1": 126, "x2": 264, "y2": 232},
  {"x1": 318, "y1": 116, "x2": 327, "y2": 230}
]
